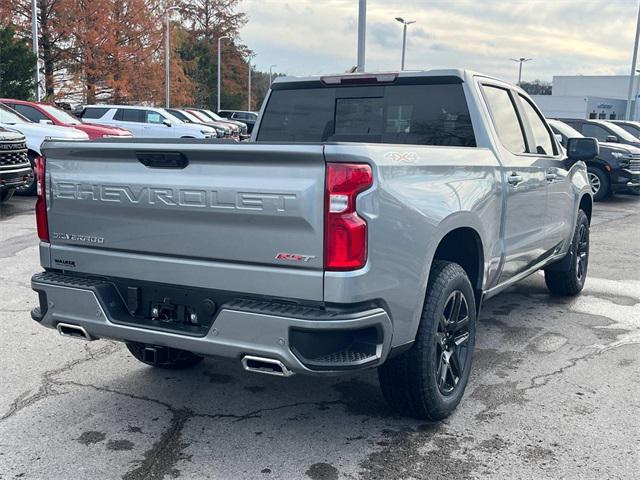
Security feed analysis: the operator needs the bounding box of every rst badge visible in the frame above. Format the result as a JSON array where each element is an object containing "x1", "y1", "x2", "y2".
[{"x1": 275, "y1": 252, "x2": 316, "y2": 263}]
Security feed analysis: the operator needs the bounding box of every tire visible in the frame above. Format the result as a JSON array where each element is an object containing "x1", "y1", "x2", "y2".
[
  {"x1": 544, "y1": 209, "x2": 589, "y2": 297},
  {"x1": 126, "y1": 342, "x2": 203, "y2": 369},
  {"x1": 15, "y1": 153, "x2": 37, "y2": 196},
  {"x1": 586, "y1": 166, "x2": 609, "y2": 202},
  {"x1": 378, "y1": 261, "x2": 476, "y2": 420},
  {"x1": 0, "y1": 188, "x2": 15, "y2": 203}
]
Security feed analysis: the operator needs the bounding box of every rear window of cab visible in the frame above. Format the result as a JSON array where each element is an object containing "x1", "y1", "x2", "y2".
[{"x1": 257, "y1": 82, "x2": 476, "y2": 147}]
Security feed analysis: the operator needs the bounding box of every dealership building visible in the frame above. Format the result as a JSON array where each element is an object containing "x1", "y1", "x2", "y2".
[{"x1": 531, "y1": 75, "x2": 639, "y2": 120}]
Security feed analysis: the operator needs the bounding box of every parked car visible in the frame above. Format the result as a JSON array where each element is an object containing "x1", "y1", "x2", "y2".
[
  {"x1": 0, "y1": 103, "x2": 88, "y2": 195},
  {"x1": 560, "y1": 118, "x2": 640, "y2": 149},
  {"x1": 217, "y1": 110, "x2": 259, "y2": 133},
  {"x1": 31, "y1": 69, "x2": 595, "y2": 421},
  {"x1": 549, "y1": 119, "x2": 640, "y2": 200},
  {"x1": 184, "y1": 108, "x2": 243, "y2": 139},
  {"x1": 0, "y1": 99, "x2": 133, "y2": 140},
  {"x1": 78, "y1": 105, "x2": 218, "y2": 139},
  {"x1": 0, "y1": 126, "x2": 32, "y2": 203},
  {"x1": 165, "y1": 108, "x2": 235, "y2": 139},
  {"x1": 189, "y1": 108, "x2": 249, "y2": 139},
  {"x1": 610, "y1": 120, "x2": 640, "y2": 139}
]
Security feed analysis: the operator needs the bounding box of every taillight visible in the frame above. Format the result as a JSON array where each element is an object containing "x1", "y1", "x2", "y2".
[
  {"x1": 325, "y1": 163, "x2": 373, "y2": 270},
  {"x1": 34, "y1": 155, "x2": 49, "y2": 242}
]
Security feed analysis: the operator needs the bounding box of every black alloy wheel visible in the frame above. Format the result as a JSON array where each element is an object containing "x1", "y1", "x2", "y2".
[
  {"x1": 435, "y1": 290, "x2": 471, "y2": 395},
  {"x1": 575, "y1": 222, "x2": 589, "y2": 283}
]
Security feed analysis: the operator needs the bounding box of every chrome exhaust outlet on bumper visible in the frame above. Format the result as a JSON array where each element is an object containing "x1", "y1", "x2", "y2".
[
  {"x1": 56, "y1": 322, "x2": 94, "y2": 341},
  {"x1": 241, "y1": 355, "x2": 295, "y2": 377}
]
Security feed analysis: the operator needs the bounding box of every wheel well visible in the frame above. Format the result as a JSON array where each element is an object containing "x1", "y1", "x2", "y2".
[
  {"x1": 579, "y1": 195, "x2": 592, "y2": 223},
  {"x1": 433, "y1": 227, "x2": 484, "y2": 299},
  {"x1": 586, "y1": 162, "x2": 610, "y2": 178}
]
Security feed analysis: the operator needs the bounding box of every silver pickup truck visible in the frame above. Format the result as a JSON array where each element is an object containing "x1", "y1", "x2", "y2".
[{"x1": 30, "y1": 70, "x2": 597, "y2": 420}]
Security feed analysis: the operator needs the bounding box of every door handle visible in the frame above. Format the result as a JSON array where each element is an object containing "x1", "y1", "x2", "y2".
[
  {"x1": 507, "y1": 173, "x2": 523, "y2": 186},
  {"x1": 546, "y1": 169, "x2": 558, "y2": 182}
]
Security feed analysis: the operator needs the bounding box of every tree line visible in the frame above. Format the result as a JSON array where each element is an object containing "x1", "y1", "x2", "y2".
[{"x1": 0, "y1": 0, "x2": 273, "y2": 110}]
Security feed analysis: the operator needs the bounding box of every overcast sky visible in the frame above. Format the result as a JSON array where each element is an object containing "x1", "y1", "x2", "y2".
[{"x1": 240, "y1": 0, "x2": 639, "y2": 83}]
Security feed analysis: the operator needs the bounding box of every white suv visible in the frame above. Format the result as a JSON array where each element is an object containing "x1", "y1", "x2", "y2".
[{"x1": 80, "y1": 105, "x2": 217, "y2": 139}]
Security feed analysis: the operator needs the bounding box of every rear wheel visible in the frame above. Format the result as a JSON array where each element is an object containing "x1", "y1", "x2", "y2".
[
  {"x1": 544, "y1": 209, "x2": 589, "y2": 296},
  {"x1": 0, "y1": 189, "x2": 15, "y2": 203},
  {"x1": 378, "y1": 261, "x2": 476, "y2": 420},
  {"x1": 126, "y1": 342, "x2": 203, "y2": 369},
  {"x1": 15, "y1": 153, "x2": 37, "y2": 196},
  {"x1": 586, "y1": 166, "x2": 609, "y2": 202}
]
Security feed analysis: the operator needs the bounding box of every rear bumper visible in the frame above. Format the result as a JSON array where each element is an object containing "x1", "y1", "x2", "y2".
[
  {"x1": 0, "y1": 165, "x2": 32, "y2": 190},
  {"x1": 31, "y1": 272, "x2": 393, "y2": 375}
]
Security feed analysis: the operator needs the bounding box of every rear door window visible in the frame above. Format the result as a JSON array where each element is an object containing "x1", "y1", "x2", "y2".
[
  {"x1": 518, "y1": 95, "x2": 555, "y2": 155},
  {"x1": 82, "y1": 107, "x2": 110, "y2": 119},
  {"x1": 481, "y1": 85, "x2": 526, "y2": 154},
  {"x1": 114, "y1": 109, "x2": 143, "y2": 122},
  {"x1": 257, "y1": 82, "x2": 476, "y2": 146}
]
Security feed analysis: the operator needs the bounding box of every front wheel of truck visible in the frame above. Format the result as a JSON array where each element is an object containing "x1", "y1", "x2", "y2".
[
  {"x1": 126, "y1": 342, "x2": 204, "y2": 369},
  {"x1": 378, "y1": 261, "x2": 476, "y2": 420}
]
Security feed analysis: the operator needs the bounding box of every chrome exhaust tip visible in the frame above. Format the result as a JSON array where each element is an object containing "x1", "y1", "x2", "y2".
[
  {"x1": 241, "y1": 355, "x2": 294, "y2": 377},
  {"x1": 56, "y1": 322, "x2": 94, "y2": 341}
]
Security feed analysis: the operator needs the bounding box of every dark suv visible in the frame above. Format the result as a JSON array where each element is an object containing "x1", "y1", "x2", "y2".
[
  {"x1": 550, "y1": 119, "x2": 640, "y2": 200},
  {"x1": 0, "y1": 126, "x2": 32, "y2": 203},
  {"x1": 217, "y1": 110, "x2": 258, "y2": 133},
  {"x1": 560, "y1": 118, "x2": 640, "y2": 149}
]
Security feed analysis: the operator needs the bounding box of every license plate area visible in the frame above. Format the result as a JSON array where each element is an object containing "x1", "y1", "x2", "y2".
[{"x1": 101, "y1": 279, "x2": 233, "y2": 337}]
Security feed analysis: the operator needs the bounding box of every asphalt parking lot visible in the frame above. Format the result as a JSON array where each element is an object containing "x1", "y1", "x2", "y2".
[{"x1": 0, "y1": 195, "x2": 639, "y2": 480}]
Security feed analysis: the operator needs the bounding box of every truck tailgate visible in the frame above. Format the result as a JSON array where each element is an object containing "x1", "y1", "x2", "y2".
[{"x1": 42, "y1": 140, "x2": 325, "y2": 301}]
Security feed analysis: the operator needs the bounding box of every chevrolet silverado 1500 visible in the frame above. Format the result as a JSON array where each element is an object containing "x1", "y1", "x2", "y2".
[{"x1": 30, "y1": 70, "x2": 597, "y2": 420}]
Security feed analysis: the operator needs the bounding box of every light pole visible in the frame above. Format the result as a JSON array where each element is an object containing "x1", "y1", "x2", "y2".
[
  {"x1": 357, "y1": 0, "x2": 366, "y2": 72},
  {"x1": 247, "y1": 54, "x2": 255, "y2": 111},
  {"x1": 626, "y1": 2, "x2": 640, "y2": 120},
  {"x1": 31, "y1": 0, "x2": 40, "y2": 100},
  {"x1": 269, "y1": 64, "x2": 277, "y2": 86},
  {"x1": 164, "y1": 6, "x2": 180, "y2": 108},
  {"x1": 510, "y1": 57, "x2": 532, "y2": 86},
  {"x1": 217, "y1": 35, "x2": 230, "y2": 112},
  {"x1": 395, "y1": 17, "x2": 415, "y2": 71}
]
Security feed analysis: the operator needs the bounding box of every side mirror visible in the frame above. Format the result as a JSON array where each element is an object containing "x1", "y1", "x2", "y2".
[
  {"x1": 39, "y1": 119, "x2": 54, "y2": 125},
  {"x1": 566, "y1": 137, "x2": 599, "y2": 162},
  {"x1": 162, "y1": 119, "x2": 172, "y2": 127},
  {"x1": 605, "y1": 135, "x2": 618, "y2": 143}
]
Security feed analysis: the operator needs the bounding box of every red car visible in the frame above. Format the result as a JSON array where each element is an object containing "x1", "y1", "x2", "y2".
[{"x1": 0, "y1": 99, "x2": 132, "y2": 140}]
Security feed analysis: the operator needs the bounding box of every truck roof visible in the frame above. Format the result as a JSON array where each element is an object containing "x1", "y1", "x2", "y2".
[{"x1": 272, "y1": 69, "x2": 505, "y2": 87}]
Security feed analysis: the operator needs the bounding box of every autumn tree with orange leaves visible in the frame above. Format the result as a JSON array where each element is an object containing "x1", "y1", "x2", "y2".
[
  {"x1": 0, "y1": 0, "x2": 261, "y2": 109},
  {"x1": 57, "y1": 0, "x2": 195, "y2": 105}
]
